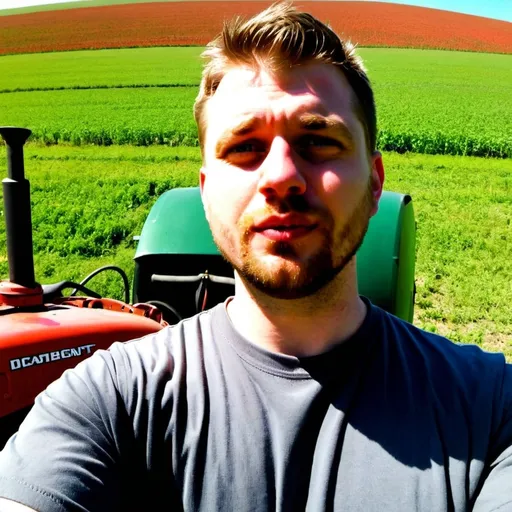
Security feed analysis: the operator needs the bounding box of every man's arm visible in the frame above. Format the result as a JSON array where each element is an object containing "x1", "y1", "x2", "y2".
[
  {"x1": 0, "y1": 344, "x2": 134, "y2": 512},
  {"x1": 0, "y1": 498, "x2": 37, "y2": 511}
]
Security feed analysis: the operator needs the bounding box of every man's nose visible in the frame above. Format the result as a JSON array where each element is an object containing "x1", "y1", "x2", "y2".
[{"x1": 257, "y1": 137, "x2": 307, "y2": 199}]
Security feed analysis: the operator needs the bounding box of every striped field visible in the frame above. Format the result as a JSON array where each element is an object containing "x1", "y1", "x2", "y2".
[{"x1": 1, "y1": 47, "x2": 510, "y2": 157}]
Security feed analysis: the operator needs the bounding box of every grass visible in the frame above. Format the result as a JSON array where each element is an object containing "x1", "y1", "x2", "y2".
[
  {"x1": 1, "y1": 47, "x2": 510, "y2": 157},
  {"x1": 0, "y1": 47, "x2": 202, "y2": 91},
  {"x1": 0, "y1": 145, "x2": 200, "y2": 257},
  {"x1": 0, "y1": 144, "x2": 510, "y2": 355},
  {"x1": 383, "y1": 152, "x2": 511, "y2": 354}
]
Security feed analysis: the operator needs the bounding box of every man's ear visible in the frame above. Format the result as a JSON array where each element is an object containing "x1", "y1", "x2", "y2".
[
  {"x1": 199, "y1": 167, "x2": 211, "y2": 222},
  {"x1": 199, "y1": 166, "x2": 207, "y2": 195},
  {"x1": 370, "y1": 151, "x2": 385, "y2": 216}
]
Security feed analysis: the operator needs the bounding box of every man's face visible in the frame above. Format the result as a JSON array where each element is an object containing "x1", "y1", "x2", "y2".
[{"x1": 200, "y1": 62, "x2": 384, "y2": 299}]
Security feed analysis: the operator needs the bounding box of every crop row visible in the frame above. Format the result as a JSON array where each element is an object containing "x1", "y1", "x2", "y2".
[
  {"x1": 8, "y1": 124, "x2": 509, "y2": 159},
  {"x1": 22, "y1": 129, "x2": 509, "y2": 159},
  {"x1": 1, "y1": 47, "x2": 510, "y2": 157},
  {"x1": 1, "y1": 1, "x2": 511, "y2": 56}
]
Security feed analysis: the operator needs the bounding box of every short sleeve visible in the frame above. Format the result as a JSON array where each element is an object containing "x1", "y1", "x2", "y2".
[
  {"x1": 473, "y1": 362, "x2": 512, "y2": 511},
  {"x1": 0, "y1": 346, "x2": 134, "y2": 512}
]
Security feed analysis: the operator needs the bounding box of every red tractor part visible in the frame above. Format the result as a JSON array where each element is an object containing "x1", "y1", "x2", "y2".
[
  {"x1": 0, "y1": 127, "x2": 167, "y2": 446},
  {"x1": 1, "y1": 302, "x2": 165, "y2": 418}
]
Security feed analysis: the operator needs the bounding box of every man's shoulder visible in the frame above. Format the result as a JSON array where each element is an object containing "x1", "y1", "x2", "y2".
[
  {"x1": 100, "y1": 304, "x2": 225, "y2": 385},
  {"x1": 372, "y1": 303, "x2": 508, "y2": 391}
]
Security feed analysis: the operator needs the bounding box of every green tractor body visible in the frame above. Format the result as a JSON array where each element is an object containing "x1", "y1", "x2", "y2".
[{"x1": 133, "y1": 188, "x2": 416, "y2": 323}]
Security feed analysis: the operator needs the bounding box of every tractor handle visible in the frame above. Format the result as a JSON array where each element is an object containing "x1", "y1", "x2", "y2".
[{"x1": 0, "y1": 126, "x2": 44, "y2": 307}]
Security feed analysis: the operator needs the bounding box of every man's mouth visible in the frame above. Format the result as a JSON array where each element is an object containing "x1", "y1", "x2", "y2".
[
  {"x1": 270, "y1": 224, "x2": 307, "y2": 231},
  {"x1": 253, "y1": 217, "x2": 318, "y2": 242}
]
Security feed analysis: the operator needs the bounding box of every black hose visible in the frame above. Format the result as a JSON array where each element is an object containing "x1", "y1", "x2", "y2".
[
  {"x1": 144, "y1": 300, "x2": 183, "y2": 324},
  {"x1": 43, "y1": 281, "x2": 102, "y2": 301},
  {"x1": 70, "y1": 265, "x2": 130, "y2": 304}
]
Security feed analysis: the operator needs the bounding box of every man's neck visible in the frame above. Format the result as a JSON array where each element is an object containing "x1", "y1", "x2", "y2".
[{"x1": 226, "y1": 262, "x2": 367, "y2": 358}]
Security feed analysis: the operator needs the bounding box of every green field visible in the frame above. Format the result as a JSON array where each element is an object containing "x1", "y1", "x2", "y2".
[
  {"x1": 1, "y1": 47, "x2": 511, "y2": 157},
  {"x1": 0, "y1": 144, "x2": 510, "y2": 354},
  {"x1": 0, "y1": 43, "x2": 510, "y2": 355}
]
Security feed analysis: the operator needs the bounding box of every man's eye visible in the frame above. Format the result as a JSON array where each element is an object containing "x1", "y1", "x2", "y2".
[
  {"x1": 296, "y1": 136, "x2": 344, "y2": 162},
  {"x1": 298, "y1": 135, "x2": 342, "y2": 149},
  {"x1": 230, "y1": 141, "x2": 263, "y2": 154},
  {"x1": 223, "y1": 140, "x2": 267, "y2": 167}
]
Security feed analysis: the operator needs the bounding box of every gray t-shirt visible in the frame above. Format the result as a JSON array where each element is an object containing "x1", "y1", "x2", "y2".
[{"x1": 0, "y1": 298, "x2": 511, "y2": 511}]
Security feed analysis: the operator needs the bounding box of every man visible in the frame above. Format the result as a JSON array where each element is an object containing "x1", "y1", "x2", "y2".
[{"x1": 0, "y1": 3, "x2": 511, "y2": 511}]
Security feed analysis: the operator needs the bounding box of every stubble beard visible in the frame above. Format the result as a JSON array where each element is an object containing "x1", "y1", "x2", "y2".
[{"x1": 211, "y1": 180, "x2": 375, "y2": 300}]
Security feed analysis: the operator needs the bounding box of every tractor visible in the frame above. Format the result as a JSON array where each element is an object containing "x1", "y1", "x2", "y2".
[{"x1": 0, "y1": 126, "x2": 416, "y2": 447}]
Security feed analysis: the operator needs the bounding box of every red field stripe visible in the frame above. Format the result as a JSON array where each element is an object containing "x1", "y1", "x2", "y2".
[{"x1": 1, "y1": 1, "x2": 511, "y2": 55}]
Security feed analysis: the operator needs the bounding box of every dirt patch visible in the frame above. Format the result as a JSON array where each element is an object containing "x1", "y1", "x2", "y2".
[{"x1": 2, "y1": 1, "x2": 511, "y2": 56}]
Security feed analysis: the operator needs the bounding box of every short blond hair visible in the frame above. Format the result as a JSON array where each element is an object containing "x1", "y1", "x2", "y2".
[{"x1": 193, "y1": 2, "x2": 377, "y2": 156}]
